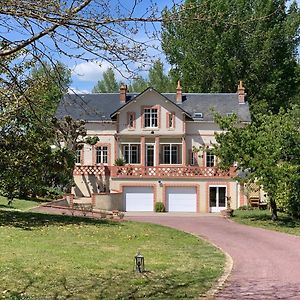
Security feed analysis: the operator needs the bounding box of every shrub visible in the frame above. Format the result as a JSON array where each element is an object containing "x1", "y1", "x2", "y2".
[
  {"x1": 238, "y1": 205, "x2": 254, "y2": 211},
  {"x1": 114, "y1": 158, "x2": 126, "y2": 166},
  {"x1": 155, "y1": 202, "x2": 165, "y2": 212}
]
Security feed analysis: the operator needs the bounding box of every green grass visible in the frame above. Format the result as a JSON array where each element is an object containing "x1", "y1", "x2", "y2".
[
  {"x1": 0, "y1": 196, "x2": 47, "y2": 211},
  {"x1": 0, "y1": 210, "x2": 225, "y2": 299},
  {"x1": 233, "y1": 209, "x2": 300, "y2": 236}
]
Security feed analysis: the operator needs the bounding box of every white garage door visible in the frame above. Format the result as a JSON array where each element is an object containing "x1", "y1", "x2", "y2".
[
  {"x1": 124, "y1": 187, "x2": 154, "y2": 212},
  {"x1": 167, "y1": 187, "x2": 197, "y2": 212}
]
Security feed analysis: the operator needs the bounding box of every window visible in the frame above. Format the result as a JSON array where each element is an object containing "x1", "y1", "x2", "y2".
[
  {"x1": 167, "y1": 112, "x2": 175, "y2": 128},
  {"x1": 96, "y1": 146, "x2": 108, "y2": 164},
  {"x1": 160, "y1": 144, "x2": 182, "y2": 164},
  {"x1": 189, "y1": 150, "x2": 196, "y2": 165},
  {"x1": 206, "y1": 150, "x2": 215, "y2": 167},
  {"x1": 122, "y1": 144, "x2": 140, "y2": 164},
  {"x1": 193, "y1": 112, "x2": 203, "y2": 119},
  {"x1": 75, "y1": 149, "x2": 81, "y2": 164},
  {"x1": 144, "y1": 108, "x2": 158, "y2": 128},
  {"x1": 127, "y1": 112, "x2": 135, "y2": 129}
]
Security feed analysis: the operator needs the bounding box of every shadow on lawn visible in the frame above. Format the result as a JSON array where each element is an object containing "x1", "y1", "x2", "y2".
[
  {"x1": 234, "y1": 210, "x2": 300, "y2": 229},
  {"x1": 0, "y1": 210, "x2": 117, "y2": 230}
]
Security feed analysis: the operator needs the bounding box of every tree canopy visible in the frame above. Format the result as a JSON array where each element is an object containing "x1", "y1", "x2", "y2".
[
  {"x1": 92, "y1": 68, "x2": 119, "y2": 93},
  {"x1": 162, "y1": 0, "x2": 300, "y2": 112},
  {"x1": 213, "y1": 107, "x2": 300, "y2": 219}
]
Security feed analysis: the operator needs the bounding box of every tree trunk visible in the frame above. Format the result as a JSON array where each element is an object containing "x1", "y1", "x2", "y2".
[{"x1": 270, "y1": 198, "x2": 278, "y2": 221}]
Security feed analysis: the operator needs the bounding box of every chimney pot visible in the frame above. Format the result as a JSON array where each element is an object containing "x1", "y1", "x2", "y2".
[
  {"x1": 176, "y1": 80, "x2": 182, "y2": 104},
  {"x1": 237, "y1": 80, "x2": 246, "y2": 104},
  {"x1": 120, "y1": 83, "x2": 127, "y2": 103}
]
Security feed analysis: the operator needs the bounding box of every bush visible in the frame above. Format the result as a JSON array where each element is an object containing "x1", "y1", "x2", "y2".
[
  {"x1": 114, "y1": 158, "x2": 126, "y2": 166},
  {"x1": 238, "y1": 205, "x2": 254, "y2": 211},
  {"x1": 155, "y1": 202, "x2": 165, "y2": 212}
]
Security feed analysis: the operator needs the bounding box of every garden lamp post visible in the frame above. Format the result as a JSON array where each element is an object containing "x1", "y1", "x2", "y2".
[{"x1": 134, "y1": 251, "x2": 145, "y2": 273}]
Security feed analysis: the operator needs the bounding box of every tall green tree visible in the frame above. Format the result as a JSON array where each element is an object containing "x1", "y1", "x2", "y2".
[
  {"x1": 162, "y1": 0, "x2": 300, "y2": 112},
  {"x1": 92, "y1": 68, "x2": 119, "y2": 93},
  {"x1": 213, "y1": 107, "x2": 300, "y2": 220},
  {"x1": 129, "y1": 60, "x2": 174, "y2": 92},
  {"x1": 148, "y1": 60, "x2": 173, "y2": 92}
]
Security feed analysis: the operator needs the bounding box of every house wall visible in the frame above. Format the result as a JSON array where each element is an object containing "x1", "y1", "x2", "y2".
[
  {"x1": 110, "y1": 178, "x2": 239, "y2": 212},
  {"x1": 118, "y1": 90, "x2": 185, "y2": 135}
]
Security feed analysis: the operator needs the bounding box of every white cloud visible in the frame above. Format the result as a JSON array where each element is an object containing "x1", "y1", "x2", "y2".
[
  {"x1": 71, "y1": 61, "x2": 111, "y2": 82},
  {"x1": 68, "y1": 87, "x2": 91, "y2": 94}
]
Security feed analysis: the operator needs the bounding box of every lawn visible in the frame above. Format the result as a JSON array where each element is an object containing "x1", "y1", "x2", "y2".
[
  {"x1": 0, "y1": 210, "x2": 225, "y2": 299},
  {"x1": 233, "y1": 209, "x2": 300, "y2": 236},
  {"x1": 0, "y1": 196, "x2": 46, "y2": 211}
]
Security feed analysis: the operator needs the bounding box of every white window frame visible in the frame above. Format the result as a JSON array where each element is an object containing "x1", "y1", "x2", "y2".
[
  {"x1": 209, "y1": 185, "x2": 227, "y2": 209},
  {"x1": 206, "y1": 150, "x2": 215, "y2": 167},
  {"x1": 160, "y1": 143, "x2": 182, "y2": 165},
  {"x1": 144, "y1": 108, "x2": 158, "y2": 128},
  {"x1": 75, "y1": 149, "x2": 81, "y2": 164},
  {"x1": 96, "y1": 146, "x2": 108, "y2": 164},
  {"x1": 121, "y1": 143, "x2": 140, "y2": 164}
]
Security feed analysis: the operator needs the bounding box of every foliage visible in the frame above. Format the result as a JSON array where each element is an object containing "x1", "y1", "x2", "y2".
[
  {"x1": 0, "y1": 62, "x2": 76, "y2": 201},
  {"x1": 213, "y1": 107, "x2": 300, "y2": 219},
  {"x1": 154, "y1": 202, "x2": 166, "y2": 212},
  {"x1": 114, "y1": 157, "x2": 126, "y2": 166},
  {"x1": 85, "y1": 136, "x2": 100, "y2": 145},
  {"x1": 92, "y1": 68, "x2": 119, "y2": 93},
  {"x1": 162, "y1": 0, "x2": 300, "y2": 112},
  {"x1": 128, "y1": 59, "x2": 173, "y2": 92},
  {"x1": 0, "y1": 210, "x2": 224, "y2": 299}
]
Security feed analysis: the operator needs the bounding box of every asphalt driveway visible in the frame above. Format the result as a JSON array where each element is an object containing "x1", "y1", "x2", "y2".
[{"x1": 126, "y1": 213, "x2": 300, "y2": 299}]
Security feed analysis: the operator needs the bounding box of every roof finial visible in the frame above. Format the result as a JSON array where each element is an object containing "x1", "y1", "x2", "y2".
[{"x1": 177, "y1": 80, "x2": 182, "y2": 90}]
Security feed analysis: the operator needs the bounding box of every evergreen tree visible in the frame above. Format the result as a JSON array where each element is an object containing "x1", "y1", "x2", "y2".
[{"x1": 92, "y1": 68, "x2": 119, "y2": 93}]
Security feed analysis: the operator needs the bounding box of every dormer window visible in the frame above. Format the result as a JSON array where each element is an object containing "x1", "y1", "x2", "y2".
[
  {"x1": 144, "y1": 107, "x2": 158, "y2": 128},
  {"x1": 194, "y1": 112, "x2": 203, "y2": 119}
]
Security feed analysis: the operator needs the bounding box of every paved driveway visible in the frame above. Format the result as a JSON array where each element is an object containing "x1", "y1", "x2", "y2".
[{"x1": 126, "y1": 213, "x2": 300, "y2": 299}]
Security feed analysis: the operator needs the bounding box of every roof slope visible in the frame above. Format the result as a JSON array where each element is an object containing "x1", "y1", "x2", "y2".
[{"x1": 56, "y1": 90, "x2": 251, "y2": 122}]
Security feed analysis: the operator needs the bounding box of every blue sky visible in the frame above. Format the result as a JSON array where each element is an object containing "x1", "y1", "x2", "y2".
[
  {"x1": 69, "y1": 0, "x2": 181, "y2": 93},
  {"x1": 68, "y1": 0, "x2": 300, "y2": 93}
]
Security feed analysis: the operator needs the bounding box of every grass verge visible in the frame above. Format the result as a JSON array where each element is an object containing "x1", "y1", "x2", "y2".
[
  {"x1": 0, "y1": 210, "x2": 225, "y2": 299},
  {"x1": 0, "y1": 196, "x2": 47, "y2": 211},
  {"x1": 233, "y1": 209, "x2": 300, "y2": 236}
]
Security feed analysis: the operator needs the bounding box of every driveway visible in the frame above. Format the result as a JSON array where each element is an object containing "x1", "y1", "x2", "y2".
[{"x1": 126, "y1": 213, "x2": 300, "y2": 299}]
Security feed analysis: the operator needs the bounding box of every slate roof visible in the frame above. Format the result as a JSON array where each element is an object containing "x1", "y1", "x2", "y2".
[{"x1": 56, "y1": 89, "x2": 251, "y2": 122}]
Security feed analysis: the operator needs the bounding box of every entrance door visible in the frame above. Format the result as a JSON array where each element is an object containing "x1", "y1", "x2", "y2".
[
  {"x1": 146, "y1": 144, "x2": 155, "y2": 166},
  {"x1": 209, "y1": 186, "x2": 226, "y2": 212}
]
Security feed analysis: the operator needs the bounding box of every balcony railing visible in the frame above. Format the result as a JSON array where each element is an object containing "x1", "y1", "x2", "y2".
[
  {"x1": 74, "y1": 165, "x2": 236, "y2": 178},
  {"x1": 111, "y1": 165, "x2": 236, "y2": 178}
]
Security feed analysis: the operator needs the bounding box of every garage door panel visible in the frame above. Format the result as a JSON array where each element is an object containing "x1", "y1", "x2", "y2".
[
  {"x1": 167, "y1": 187, "x2": 197, "y2": 212},
  {"x1": 124, "y1": 187, "x2": 153, "y2": 212}
]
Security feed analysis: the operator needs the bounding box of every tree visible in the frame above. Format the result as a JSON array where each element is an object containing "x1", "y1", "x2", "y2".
[
  {"x1": 0, "y1": 62, "x2": 75, "y2": 201},
  {"x1": 212, "y1": 107, "x2": 300, "y2": 220},
  {"x1": 148, "y1": 60, "x2": 173, "y2": 92},
  {"x1": 128, "y1": 60, "x2": 173, "y2": 92},
  {"x1": 92, "y1": 68, "x2": 119, "y2": 93},
  {"x1": 128, "y1": 76, "x2": 148, "y2": 93},
  {"x1": 162, "y1": 0, "x2": 300, "y2": 112}
]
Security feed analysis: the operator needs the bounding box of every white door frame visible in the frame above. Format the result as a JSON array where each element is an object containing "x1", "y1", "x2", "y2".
[
  {"x1": 209, "y1": 185, "x2": 227, "y2": 213},
  {"x1": 145, "y1": 143, "x2": 155, "y2": 166}
]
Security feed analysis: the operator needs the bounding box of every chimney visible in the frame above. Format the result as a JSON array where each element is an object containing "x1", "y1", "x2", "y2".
[
  {"x1": 176, "y1": 80, "x2": 182, "y2": 104},
  {"x1": 237, "y1": 80, "x2": 246, "y2": 104},
  {"x1": 119, "y1": 83, "x2": 127, "y2": 104}
]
